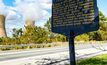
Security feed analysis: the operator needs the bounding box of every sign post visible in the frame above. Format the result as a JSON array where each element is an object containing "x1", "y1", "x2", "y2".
[
  {"x1": 52, "y1": 0, "x2": 99, "y2": 65},
  {"x1": 69, "y1": 31, "x2": 76, "y2": 65}
]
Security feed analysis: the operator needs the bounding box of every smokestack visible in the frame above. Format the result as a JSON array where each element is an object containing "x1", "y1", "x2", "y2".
[{"x1": 0, "y1": 15, "x2": 7, "y2": 37}]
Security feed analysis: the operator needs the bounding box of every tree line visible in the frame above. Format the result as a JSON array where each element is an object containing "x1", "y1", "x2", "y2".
[
  {"x1": 0, "y1": 21, "x2": 67, "y2": 45},
  {"x1": 75, "y1": 11, "x2": 107, "y2": 41},
  {"x1": 0, "y1": 11, "x2": 107, "y2": 45}
]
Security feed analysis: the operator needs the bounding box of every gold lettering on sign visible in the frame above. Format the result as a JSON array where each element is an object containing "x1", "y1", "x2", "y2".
[{"x1": 53, "y1": 0, "x2": 95, "y2": 27}]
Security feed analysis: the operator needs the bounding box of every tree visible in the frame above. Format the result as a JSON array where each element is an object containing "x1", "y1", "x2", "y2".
[
  {"x1": 12, "y1": 28, "x2": 23, "y2": 38},
  {"x1": 44, "y1": 18, "x2": 67, "y2": 42},
  {"x1": 75, "y1": 11, "x2": 107, "y2": 41},
  {"x1": 99, "y1": 11, "x2": 107, "y2": 22},
  {"x1": 44, "y1": 18, "x2": 51, "y2": 32},
  {"x1": 88, "y1": 11, "x2": 107, "y2": 41},
  {"x1": 21, "y1": 26, "x2": 48, "y2": 44},
  {"x1": 75, "y1": 34, "x2": 89, "y2": 41}
]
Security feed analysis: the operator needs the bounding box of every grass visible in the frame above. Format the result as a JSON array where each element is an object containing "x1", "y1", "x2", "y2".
[{"x1": 77, "y1": 54, "x2": 107, "y2": 65}]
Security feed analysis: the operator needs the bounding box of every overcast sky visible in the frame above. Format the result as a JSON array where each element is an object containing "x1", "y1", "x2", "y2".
[{"x1": 0, "y1": 0, "x2": 107, "y2": 37}]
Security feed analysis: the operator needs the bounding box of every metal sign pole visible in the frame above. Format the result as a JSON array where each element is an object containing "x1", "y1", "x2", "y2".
[{"x1": 69, "y1": 31, "x2": 76, "y2": 65}]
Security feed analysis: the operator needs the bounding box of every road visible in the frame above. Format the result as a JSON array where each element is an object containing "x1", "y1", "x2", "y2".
[
  {"x1": 0, "y1": 43, "x2": 107, "y2": 61},
  {"x1": 0, "y1": 47, "x2": 69, "y2": 61}
]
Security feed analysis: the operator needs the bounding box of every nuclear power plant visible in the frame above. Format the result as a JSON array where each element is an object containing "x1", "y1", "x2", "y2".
[
  {"x1": 0, "y1": 15, "x2": 7, "y2": 37},
  {"x1": 25, "y1": 19, "x2": 35, "y2": 27},
  {"x1": 24, "y1": 19, "x2": 35, "y2": 33}
]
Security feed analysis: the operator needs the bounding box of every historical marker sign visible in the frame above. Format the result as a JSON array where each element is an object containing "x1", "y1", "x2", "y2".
[{"x1": 52, "y1": 0, "x2": 99, "y2": 37}]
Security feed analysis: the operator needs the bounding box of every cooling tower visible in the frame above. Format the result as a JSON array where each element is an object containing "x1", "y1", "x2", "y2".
[
  {"x1": 0, "y1": 15, "x2": 7, "y2": 37},
  {"x1": 25, "y1": 19, "x2": 35, "y2": 27},
  {"x1": 24, "y1": 19, "x2": 35, "y2": 33}
]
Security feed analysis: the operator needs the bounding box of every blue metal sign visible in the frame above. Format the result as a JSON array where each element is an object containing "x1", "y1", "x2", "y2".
[{"x1": 52, "y1": 0, "x2": 99, "y2": 37}]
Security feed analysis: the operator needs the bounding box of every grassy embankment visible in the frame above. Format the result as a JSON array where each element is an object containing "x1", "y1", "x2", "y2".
[{"x1": 77, "y1": 54, "x2": 107, "y2": 65}]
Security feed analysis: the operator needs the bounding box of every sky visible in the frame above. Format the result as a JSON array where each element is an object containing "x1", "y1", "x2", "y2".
[
  {"x1": 0, "y1": 0, "x2": 107, "y2": 37},
  {"x1": 97, "y1": 0, "x2": 107, "y2": 17}
]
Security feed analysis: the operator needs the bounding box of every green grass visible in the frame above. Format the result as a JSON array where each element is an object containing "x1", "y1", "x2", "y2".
[{"x1": 77, "y1": 54, "x2": 107, "y2": 65}]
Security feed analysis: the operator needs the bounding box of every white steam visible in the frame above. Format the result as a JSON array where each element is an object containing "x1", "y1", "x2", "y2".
[
  {"x1": 0, "y1": 0, "x2": 52, "y2": 36},
  {"x1": 0, "y1": 0, "x2": 20, "y2": 20},
  {"x1": 0, "y1": 0, "x2": 52, "y2": 21},
  {"x1": 15, "y1": 0, "x2": 52, "y2": 21}
]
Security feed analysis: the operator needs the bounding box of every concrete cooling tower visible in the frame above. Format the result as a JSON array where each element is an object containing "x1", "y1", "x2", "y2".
[
  {"x1": 24, "y1": 19, "x2": 35, "y2": 33},
  {"x1": 0, "y1": 15, "x2": 7, "y2": 37},
  {"x1": 25, "y1": 19, "x2": 35, "y2": 27}
]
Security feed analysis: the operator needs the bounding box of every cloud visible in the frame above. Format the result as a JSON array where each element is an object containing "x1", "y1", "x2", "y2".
[
  {"x1": 15, "y1": 0, "x2": 41, "y2": 21},
  {"x1": 14, "y1": 0, "x2": 52, "y2": 21},
  {"x1": 0, "y1": 0, "x2": 52, "y2": 36},
  {"x1": 0, "y1": 0, "x2": 20, "y2": 20},
  {"x1": 0, "y1": 0, "x2": 52, "y2": 21},
  {"x1": 0, "y1": 0, "x2": 4, "y2": 7},
  {"x1": 39, "y1": 0, "x2": 52, "y2": 9},
  {"x1": 0, "y1": 0, "x2": 7, "y2": 16}
]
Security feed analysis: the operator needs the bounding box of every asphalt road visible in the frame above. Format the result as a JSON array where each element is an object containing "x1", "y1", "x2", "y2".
[{"x1": 0, "y1": 43, "x2": 107, "y2": 61}]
